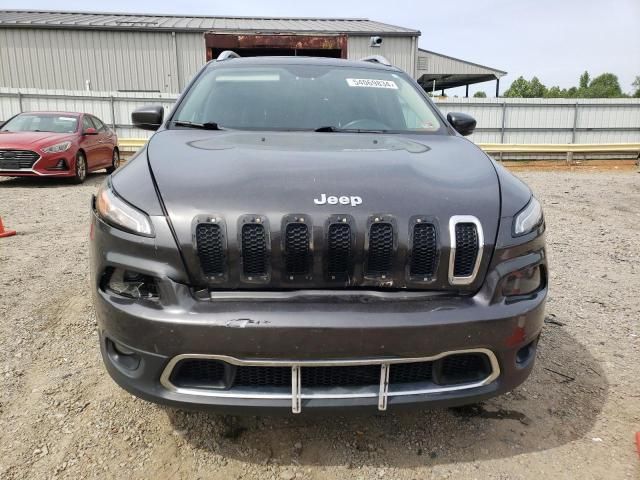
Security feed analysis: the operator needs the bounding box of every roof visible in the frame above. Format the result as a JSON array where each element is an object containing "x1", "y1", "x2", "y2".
[
  {"x1": 416, "y1": 48, "x2": 506, "y2": 90},
  {"x1": 417, "y1": 49, "x2": 506, "y2": 76},
  {"x1": 207, "y1": 55, "x2": 401, "y2": 71},
  {"x1": 0, "y1": 10, "x2": 420, "y2": 35}
]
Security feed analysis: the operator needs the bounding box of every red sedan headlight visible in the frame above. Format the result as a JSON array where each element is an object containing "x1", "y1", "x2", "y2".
[{"x1": 41, "y1": 141, "x2": 72, "y2": 154}]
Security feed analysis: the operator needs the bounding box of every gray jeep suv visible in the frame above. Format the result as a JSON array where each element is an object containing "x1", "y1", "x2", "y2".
[{"x1": 90, "y1": 53, "x2": 547, "y2": 414}]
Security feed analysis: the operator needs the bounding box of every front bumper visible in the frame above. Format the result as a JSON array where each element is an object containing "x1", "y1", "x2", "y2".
[
  {"x1": 91, "y1": 209, "x2": 546, "y2": 414},
  {"x1": 0, "y1": 150, "x2": 75, "y2": 177}
]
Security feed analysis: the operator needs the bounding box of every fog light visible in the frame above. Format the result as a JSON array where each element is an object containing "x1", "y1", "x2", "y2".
[
  {"x1": 106, "y1": 338, "x2": 141, "y2": 371},
  {"x1": 502, "y1": 265, "x2": 543, "y2": 297},
  {"x1": 106, "y1": 268, "x2": 159, "y2": 300},
  {"x1": 46, "y1": 159, "x2": 68, "y2": 171},
  {"x1": 516, "y1": 339, "x2": 537, "y2": 366},
  {"x1": 113, "y1": 340, "x2": 135, "y2": 356}
]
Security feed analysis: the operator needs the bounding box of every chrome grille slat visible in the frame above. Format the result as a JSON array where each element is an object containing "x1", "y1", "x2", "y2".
[
  {"x1": 453, "y1": 223, "x2": 479, "y2": 277},
  {"x1": 448, "y1": 215, "x2": 484, "y2": 285}
]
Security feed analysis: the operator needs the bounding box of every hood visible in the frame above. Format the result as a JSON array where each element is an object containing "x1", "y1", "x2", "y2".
[
  {"x1": 0, "y1": 131, "x2": 75, "y2": 149},
  {"x1": 146, "y1": 130, "x2": 500, "y2": 290}
]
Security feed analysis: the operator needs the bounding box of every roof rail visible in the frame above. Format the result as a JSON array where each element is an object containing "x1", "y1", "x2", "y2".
[
  {"x1": 217, "y1": 50, "x2": 241, "y2": 61},
  {"x1": 360, "y1": 55, "x2": 392, "y2": 66}
]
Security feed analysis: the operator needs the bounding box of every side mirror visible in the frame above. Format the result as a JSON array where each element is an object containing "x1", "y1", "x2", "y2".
[
  {"x1": 132, "y1": 105, "x2": 164, "y2": 131},
  {"x1": 447, "y1": 112, "x2": 476, "y2": 136},
  {"x1": 84, "y1": 127, "x2": 98, "y2": 135}
]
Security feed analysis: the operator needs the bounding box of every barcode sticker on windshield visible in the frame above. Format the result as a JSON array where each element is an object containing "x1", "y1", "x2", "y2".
[{"x1": 346, "y1": 78, "x2": 398, "y2": 89}]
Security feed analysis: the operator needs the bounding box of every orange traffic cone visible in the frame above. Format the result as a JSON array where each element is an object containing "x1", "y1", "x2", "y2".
[{"x1": 0, "y1": 216, "x2": 16, "y2": 238}]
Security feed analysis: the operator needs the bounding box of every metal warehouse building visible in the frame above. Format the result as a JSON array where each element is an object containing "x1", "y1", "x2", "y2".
[{"x1": 0, "y1": 10, "x2": 505, "y2": 95}]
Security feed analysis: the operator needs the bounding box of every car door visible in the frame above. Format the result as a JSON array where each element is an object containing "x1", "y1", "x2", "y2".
[
  {"x1": 79, "y1": 115, "x2": 100, "y2": 168},
  {"x1": 90, "y1": 115, "x2": 113, "y2": 167}
]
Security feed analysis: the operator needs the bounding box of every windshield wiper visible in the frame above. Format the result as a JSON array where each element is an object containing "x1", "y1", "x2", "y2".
[
  {"x1": 314, "y1": 126, "x2": 387, "y2": 133},
  {"x1": 171, "y1": 120, "x2": 224, "y2": 130},
  {"x1": 314, "y1": 126, "x2": 342, "y2": 132}
]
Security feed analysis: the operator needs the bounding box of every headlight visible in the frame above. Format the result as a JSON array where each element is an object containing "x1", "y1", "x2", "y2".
[
  {"x1": 41, "y1": 141, "x2": 72, "y2": 153},
  {"x1": 513, "y1": 197, "x2": 543, "y2": 236},
  {"x1": 105, "y1": 268, "x2": 159, "y2": 300},
  {"x1": 96, "y1": 181, "x2": 154, "y2": 237},
  {"x1": 502, "y1": 265, "x2": 544, "y2": 297}
]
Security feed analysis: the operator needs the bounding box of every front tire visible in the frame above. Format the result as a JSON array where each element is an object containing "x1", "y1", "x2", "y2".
[
  {"x1": 72, "y1": 152, "x2": 87, "y2": 184},
  {"x1": 106, "y1": 149, "x2": 120, "y2": 174}
]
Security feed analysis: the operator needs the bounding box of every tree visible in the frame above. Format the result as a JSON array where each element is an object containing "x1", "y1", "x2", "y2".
[
  {"x1": 632, "y1": 76, "x2": 640, "y2": 98},
  {"x1": 585, "y1": 73, "x2": 623, "y2": 98},
  {"x1": 579, "y1": 71, "x2": 590, "y2": 90},
  {"x1": 545, "y1": 86, "x2": 563, "y2": 98},
  {"x1": 504, "y1": 76, "x2": 531, "y2": 97},
  {"x1": 528, "y1": 77, "x2": 548, "y2": 98},
  {"x1": 473, "y1": 91, "x2": 487, "y2": 98},
  {"x1": 504, "y1": 76, "x2": 547, "y2": 98},
  {"x1": 503, "y1": 72, "x2": 629, "y2": 98}
]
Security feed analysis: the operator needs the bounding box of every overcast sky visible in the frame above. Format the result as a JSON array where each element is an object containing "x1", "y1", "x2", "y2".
[{"x1": 3, "y1": 0, "x2": 639, "y2": 96}]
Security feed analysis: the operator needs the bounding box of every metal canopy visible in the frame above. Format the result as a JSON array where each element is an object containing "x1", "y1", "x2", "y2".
[
  {"x1": 417, "y1": 73, "x2": 501, "y2": 90},
  {"x1": 416, "y1": 48, "x2": 506, "y2": 94}
]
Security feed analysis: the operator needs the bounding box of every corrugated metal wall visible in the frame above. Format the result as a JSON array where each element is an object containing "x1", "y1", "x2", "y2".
[
  {"x1": 347, "y1": 36, "x2": 417, "y2": 77},
  {"x1": 0, "y1": 28, "x2": 419, "y2": 92},
  {"x1": 0, "y1": 28, "x2": 205, "y2": 92},
  {"x1": 435, "y1": 98, "x2": 640, "y2": 144}
]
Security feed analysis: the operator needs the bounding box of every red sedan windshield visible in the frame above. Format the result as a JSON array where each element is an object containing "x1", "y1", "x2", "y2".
[{"x1": 1, "y1": 113, "x2": 79, "y2": 134}]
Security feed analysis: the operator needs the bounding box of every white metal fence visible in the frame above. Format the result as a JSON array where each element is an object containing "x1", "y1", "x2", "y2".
[
  {"x1": 1, "y1": 88, "x2": 639, "y2": 144},
  {"x1": 0, "y1": 88, "x2": 177, "y2": 139},
  {"x1": 435, "y1": 97, "x2": 640, "y2": 144}
]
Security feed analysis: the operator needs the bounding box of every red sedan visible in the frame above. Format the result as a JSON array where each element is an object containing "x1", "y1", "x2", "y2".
[{"x1": 0, "y1": 111, "x2": 120, "y2": 183}]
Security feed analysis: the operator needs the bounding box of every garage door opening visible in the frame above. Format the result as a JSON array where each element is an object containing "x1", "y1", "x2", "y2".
[{"x1": 205, "y1": 34, "x2": 347, "y2": 61}]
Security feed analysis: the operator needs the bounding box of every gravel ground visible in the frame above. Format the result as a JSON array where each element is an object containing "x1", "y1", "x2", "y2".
[{"x1": 0, "y1": 169, "x2": 638, "y2": 480}]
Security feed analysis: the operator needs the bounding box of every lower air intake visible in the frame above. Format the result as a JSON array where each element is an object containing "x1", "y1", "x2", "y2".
[{"x1": 170, "y1": 353, "x2": 492, "y2": 391}]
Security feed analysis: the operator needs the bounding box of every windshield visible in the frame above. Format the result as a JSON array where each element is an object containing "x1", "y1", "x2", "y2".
[
  {"x1": 172, "y1": 64, "x2": 442, "y2": 133},
  {"x1": 1, "y1": 113, "x2": 79, "y2": 134}
]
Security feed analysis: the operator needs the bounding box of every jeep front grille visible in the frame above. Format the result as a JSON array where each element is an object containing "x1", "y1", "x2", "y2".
[
  {"x1": 241, "y1": 223, "x2": 268, "y2": 277},
  {"x1": 195, "y1": 223, "x2": 225, "y2": 277},
  {"x1": 449, "y1": 216, "x2": 483, "y2": 285},
  {"x1": 284, "y1": 222, "x2": 310, "y2": 276},
  {"x1": 365, "y1": 222, "x2": 394, "y2": 277},
  {"x1": 327, "y1": 223, "x2": 352, "y2": 280},
  {"x1": 453, "y1": 223, "x2": 479, "y2": 277},
  {"x1": 409, "y1": 222, "x2": 438, "y2": 278},
  {"x1": 193, "y1": 215, "x2": 485, "y2": 288}
]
